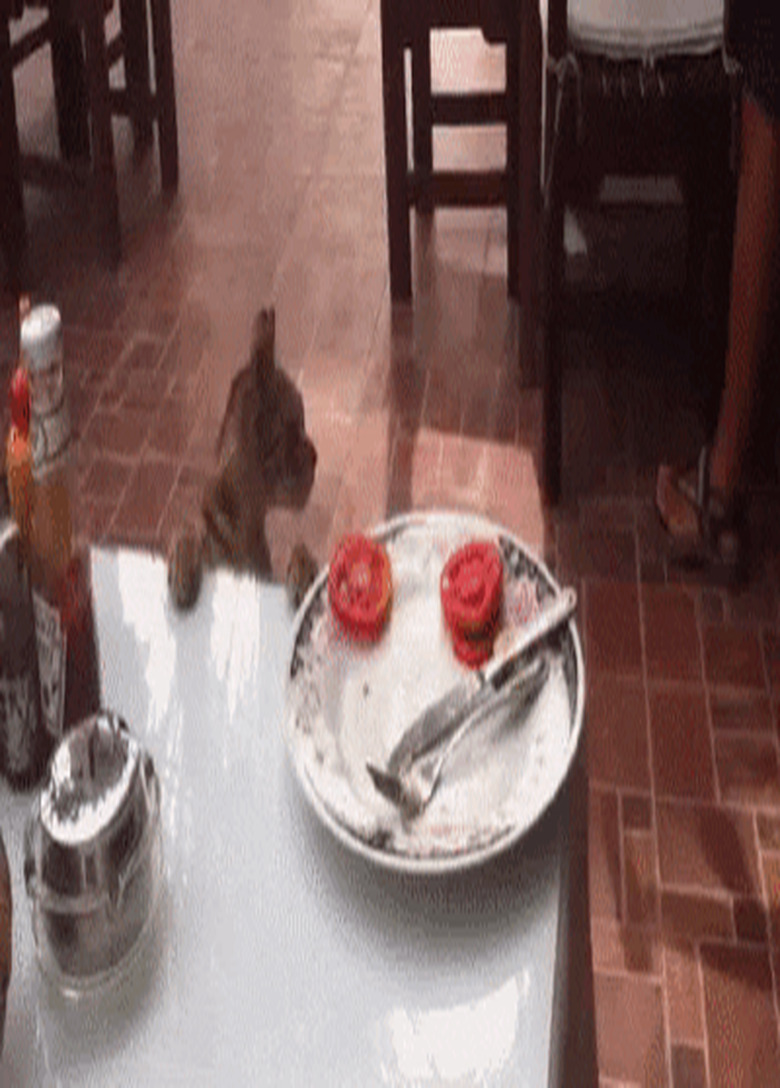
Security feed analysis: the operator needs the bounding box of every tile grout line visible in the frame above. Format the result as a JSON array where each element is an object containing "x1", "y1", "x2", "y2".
[
  {"x1": 697, "y1": 590, "x2": 723, "y2": 810},
  {"x1": 115, "y1": 311, "x2": 187, "y2": 551},
  {"x1": 756, "y1": 816, "x2": 780, "y2": 1059},
  {"x1": 694, "y1": 940, "x2": 713, "y2": 1088},
  {"x1": 632, "y1": 509, "x2": 674, "y2": 1087},
  {"x1": 144, "y1": 308, "x2": 196, "y2": 548}
]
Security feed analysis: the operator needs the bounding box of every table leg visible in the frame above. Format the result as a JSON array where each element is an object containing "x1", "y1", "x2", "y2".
[
  {"x1": 557, "y1": 743, "x2": 598, "y2": 1088},
  {"x1": 380, "y1": 0, "x2": 412, "y2": 300}
]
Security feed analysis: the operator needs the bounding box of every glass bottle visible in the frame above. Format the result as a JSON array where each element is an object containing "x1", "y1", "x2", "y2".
[
  {"x1": 21, "y1": 304, "x2": 101, "y2": 745},
  {"x1": 0, "y1": 515, "x2": 47, "y2": 789}
]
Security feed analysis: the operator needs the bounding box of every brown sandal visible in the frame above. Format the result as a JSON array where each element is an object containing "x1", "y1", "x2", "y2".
[{"x1": 655, "y1": 446, "x2": 746, "y2": 582}]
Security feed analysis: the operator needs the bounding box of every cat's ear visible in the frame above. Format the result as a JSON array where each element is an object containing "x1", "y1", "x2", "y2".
[{"x1": 251, "y1": 307, "x2": 276, "y2": 385}]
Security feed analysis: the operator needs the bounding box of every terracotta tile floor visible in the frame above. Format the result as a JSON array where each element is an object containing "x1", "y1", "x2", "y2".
[{"x1": 3, "y1": 3, "x2": 780, "y2": 1085}]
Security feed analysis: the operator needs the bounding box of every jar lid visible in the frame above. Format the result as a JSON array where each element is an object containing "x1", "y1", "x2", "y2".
[
  {"x1": 39, "y1": 712, "x2": 141, "y2": 847},
  {"x1": 20, "y1": 305, "x2": 63, "y2": 372}
]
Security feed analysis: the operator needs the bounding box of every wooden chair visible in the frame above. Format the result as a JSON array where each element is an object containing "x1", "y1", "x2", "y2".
[
  {"x1": 0, "y1": 0, "x2": 178, "y2": 285},
  {"x1": 380, "y1": 0, "x2": 525, "y2": 302},
  {"x1": 539, "y1": 0, "x2": 741, "y2": 502}
]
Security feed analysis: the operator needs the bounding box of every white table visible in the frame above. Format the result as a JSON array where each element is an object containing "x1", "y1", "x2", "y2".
[{"x1": 1, "y1": 547, "x2": 595, "y2": 1086}]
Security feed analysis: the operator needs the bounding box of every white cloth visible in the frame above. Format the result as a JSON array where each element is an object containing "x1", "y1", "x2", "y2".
[{"x1": 541, "y1": 0, "x2": 724, "y2": 60}]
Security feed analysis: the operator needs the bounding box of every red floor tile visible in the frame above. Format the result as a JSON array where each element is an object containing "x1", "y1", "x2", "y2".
[
  {"x1": 702, "y1": 624, "x2": 767, "y2": 691},
  {"x1": 642, "y1": 585, "x2": 702, "y2": 683},
  {"x1": 714, "y1": 734, "x2": 780, "y2": 806},
  {"x1": 763, "y1": 630, "x2": 780, "y2": 692},
  {"x1": 701, "y1": 944, "x2": 780, "y2": 1088},
  {"x1": 656, "y1": 800, "x2": 761, "y2": 897},
  {"x1": 585, "y1": 580, "x2": 643, "y2": 677},
  {"x1": 757, "y1": 813, "x2": 780, "y2": 851},
  {"x1": 624, "y1": 830, "x2": 659, "y2": 926},
  {"x1": 710, "y1": 690, "x2": 775, "y2": 732},
  {"x1": 586, "y1": 675, "x2": 651, "y2": 791},
  {"x1": 590, "y1": 787, "x2": 623, "y2": 922},
  {"x1": 594, "y1": 972, "x2": 668, "y2": 1085},
  {"x1": 660, "y1": 890, "x2": 735, "y2": 942},
  {"x1": 592, "y1": 919, "x2": 663, "y2": 977},
  {"x1": 665, "y1": 938, "x2": 705, "y2": 1045},
  {"x1": 109, "y1": 459, "x2": 178, "y2": 543},
  {"x1": 649, "y1": 687, "x2": 716, "y2": 801},
  {"x1": 670, "y1": 1044, "x2": 707, "y2": 1088}
]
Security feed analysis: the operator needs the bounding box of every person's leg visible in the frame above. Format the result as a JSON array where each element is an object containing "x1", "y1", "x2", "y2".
[
  {"x1": 655, "y1": 87, "x2": 780, "y2": 563},
  {"x1": 709, "y1": 90, "x2": 780, "y2": 500}
]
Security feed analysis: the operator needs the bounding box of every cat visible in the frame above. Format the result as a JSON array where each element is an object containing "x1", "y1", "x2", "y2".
[{"x1": 167, "y1": 307, "x2": 318, "y2": 611}]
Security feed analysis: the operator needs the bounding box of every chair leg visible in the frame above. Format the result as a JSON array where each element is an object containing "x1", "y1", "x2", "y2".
[
  {"x1": 541, "y1": 74, "x2": 571, "y2": 506},
  {"x1": 505, "y1": 26, "x2": 520, "y2": 300},
  {"x1": 1, "y1": 18, "x2": 25, "y2": 289},
  {"x1": 542, "y1": 193, "x2": 565, "y2": 506},
  {"x1": 80, "y1": 1, "x2": 121, "y2": 266},
  {"x1": 148, "y1": 0, "x2": 179, "y2": 191},
  {"x1": 380, "y1": 0, "x2": 412, "y2": 299},
  {"x1": 518, "y1": 1, "x2": 543, "y2": 338},
  {"x1": 411, "y1": 27, "x2": 432, "y2": 214},
  {"x1": 119, "y1": 0, "x2": 153, "y2": 153},
  {"x1": 50, "y1": 15, "x2": 90, "y2": 162}
]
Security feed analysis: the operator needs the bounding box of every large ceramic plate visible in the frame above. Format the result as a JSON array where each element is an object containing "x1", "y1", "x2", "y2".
[{"x1": 283, "y1": 512, "x2": 585, "y2": 874}]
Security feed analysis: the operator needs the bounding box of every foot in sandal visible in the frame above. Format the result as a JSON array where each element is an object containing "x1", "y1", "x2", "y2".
[{"x1": 655, "y1": 445, "x2": 747, "y2": 583}]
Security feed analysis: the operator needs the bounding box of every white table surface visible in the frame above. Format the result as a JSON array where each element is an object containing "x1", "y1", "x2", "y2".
[{"x1": 1, "y1": 546, "x2": 584, "y2": 1086}]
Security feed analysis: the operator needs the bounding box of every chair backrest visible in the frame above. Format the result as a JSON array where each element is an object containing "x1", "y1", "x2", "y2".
[{"x1": 544, "y1": 0, "x2": 724, "y2": 62}]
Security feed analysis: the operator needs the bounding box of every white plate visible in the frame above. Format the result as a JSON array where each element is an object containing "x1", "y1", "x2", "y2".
[{"x1": 283, "y1": 511, "x2": 585, "y2": 874}]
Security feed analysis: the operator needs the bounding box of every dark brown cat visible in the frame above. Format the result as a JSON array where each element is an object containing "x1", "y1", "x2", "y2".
[{"x1": 167, "y1": 307, "x2": 318, "y2": 610}]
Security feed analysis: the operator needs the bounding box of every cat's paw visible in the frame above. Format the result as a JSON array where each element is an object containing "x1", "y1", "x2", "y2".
[
  {"x1": 168, "y1": 522, "x2": 204, "y2": 611},
  {"x1": 286, "y1": 541, "x2": 318, "y2": 611}
]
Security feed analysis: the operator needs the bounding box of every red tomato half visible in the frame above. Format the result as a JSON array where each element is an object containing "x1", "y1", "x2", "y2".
[
  {"x1": 450, "y1": 624, "x2": 497, "y2": 668},
  {"x1": 440, "y1": 540, "x2": 503, "y2": 638},
  {"x1": 328, "y1": 533, "x2": 392, "y2": 642}
]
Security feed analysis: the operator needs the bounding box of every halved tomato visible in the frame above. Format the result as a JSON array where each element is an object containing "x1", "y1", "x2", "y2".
[
  {"x1": 440, "y1": 540, "x2": 503, "y2": 637},
  {"x1": 450, "y1": 624, "x2": 497, "y2": 668},
  {"x1": 328, "y1": 533, "x2": 392, "y2": 642}
]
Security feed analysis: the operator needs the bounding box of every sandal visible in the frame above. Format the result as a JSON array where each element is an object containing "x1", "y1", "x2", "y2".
[{"x1": 655, "y1": 445, "x2": 747, "y2": 582}]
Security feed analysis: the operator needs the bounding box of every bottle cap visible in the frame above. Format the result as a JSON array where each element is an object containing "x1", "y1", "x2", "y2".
[{"x1": 20, "y1": 305, "x2": 63, "y2": 373}]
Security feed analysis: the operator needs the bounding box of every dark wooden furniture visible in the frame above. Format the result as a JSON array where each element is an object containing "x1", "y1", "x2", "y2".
[
  {"x1": 380, "y1": 0, "x2": 540, "y2": 305},
  {"x1": 540, "y1": 0, "x2": 740, "y2": 502},
  {"x1": 1, "y1": 0, "x2": 178, "y2": 284}
]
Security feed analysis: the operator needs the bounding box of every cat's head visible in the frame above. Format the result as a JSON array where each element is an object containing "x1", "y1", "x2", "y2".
[{"x1": 250, "y1": 307, "x2": 317, "y2": 510}]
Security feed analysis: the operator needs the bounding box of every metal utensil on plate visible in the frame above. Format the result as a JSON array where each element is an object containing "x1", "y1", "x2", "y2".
[
  {"x1": 367, "y1": 652, "x2": 550, "y2": 816},
  {"x1": 366, "y1": 585, "x2": 577, "y2": 816}
]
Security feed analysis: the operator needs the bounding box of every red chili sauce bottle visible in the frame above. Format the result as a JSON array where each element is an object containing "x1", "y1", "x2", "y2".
[{"x1": 21, "y1": 304, "x2": 101, "y2": 747}]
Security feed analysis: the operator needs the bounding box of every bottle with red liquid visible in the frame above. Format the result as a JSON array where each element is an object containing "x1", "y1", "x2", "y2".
[
  {"x1": 21, "y1": 304, "x2": 101, "y2": 747},
  {"x1": 0, "y1": 514, "x2": 47, "y2": 789},
  {"x1": 5, "y1": 362, "x2": 33, "y2": 559}
]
